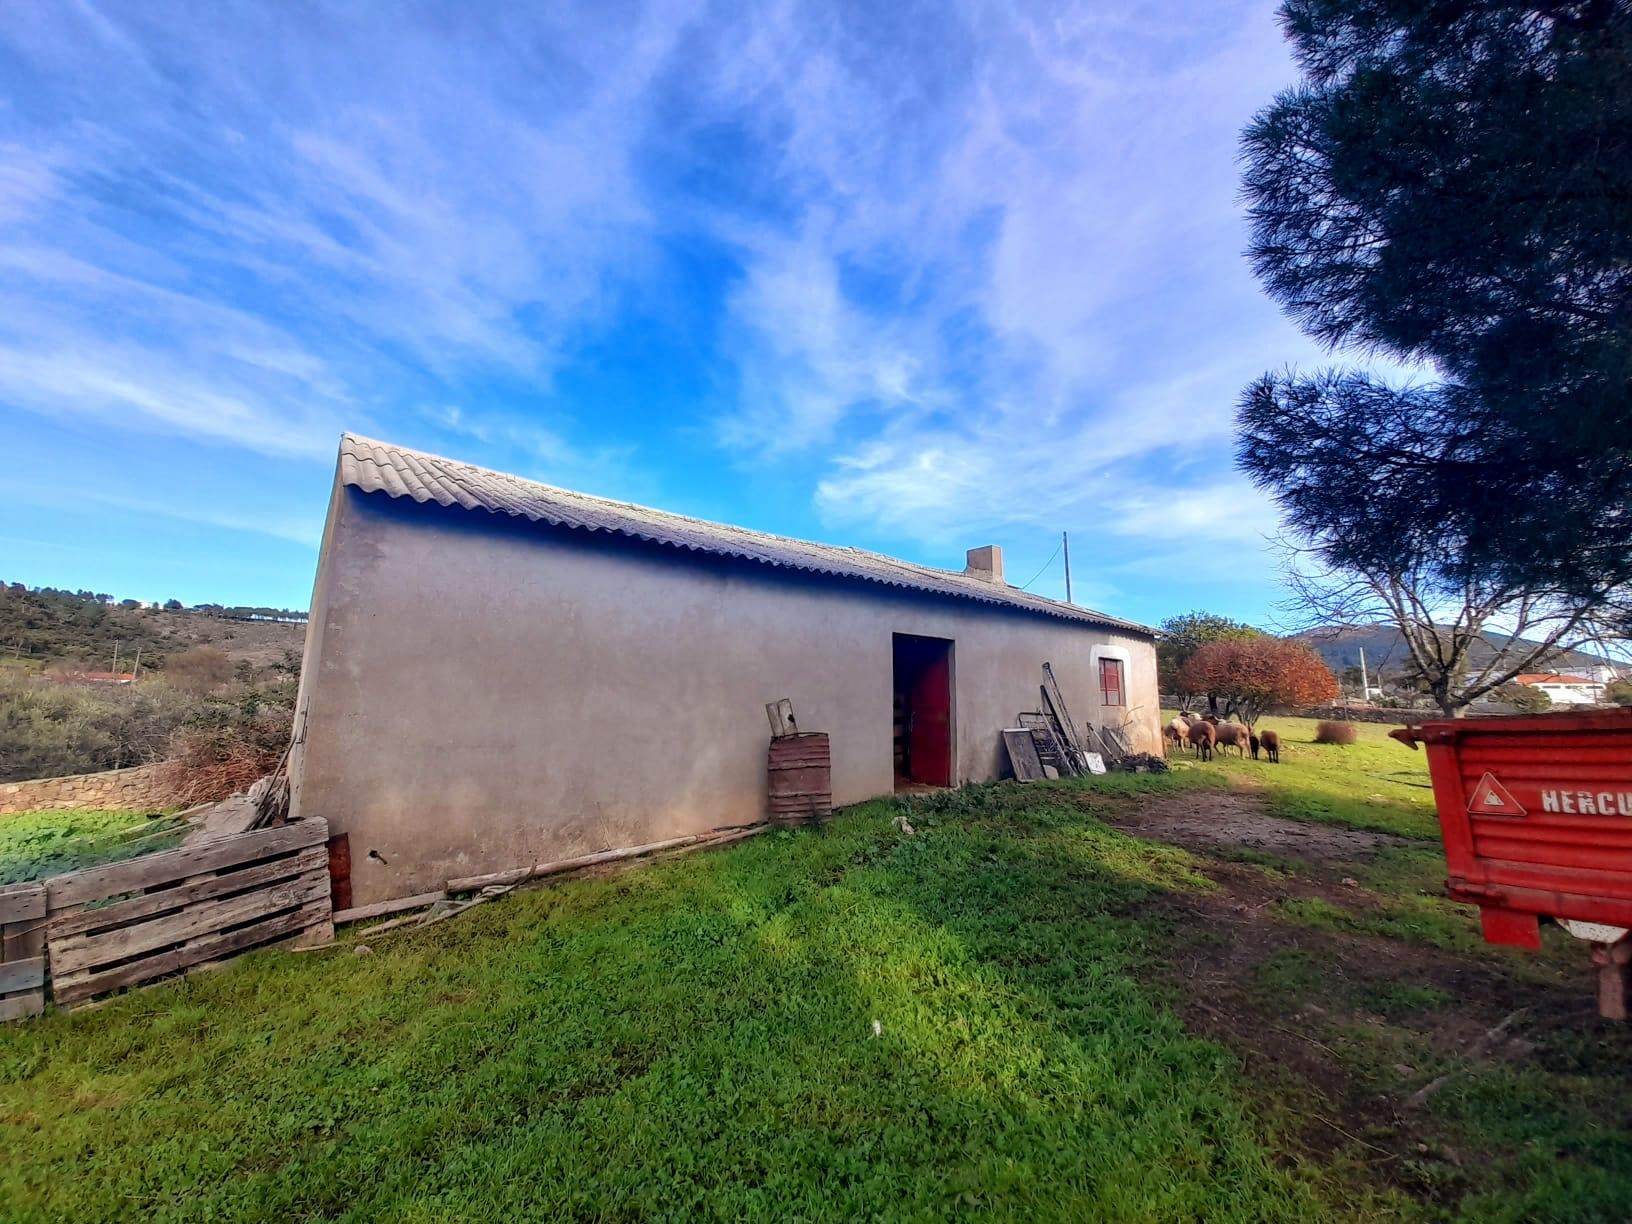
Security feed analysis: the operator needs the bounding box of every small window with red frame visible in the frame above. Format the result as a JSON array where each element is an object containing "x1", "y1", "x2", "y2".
[{"x1": 1099, "y1": 658, "x2": 1125, "y2": 707}]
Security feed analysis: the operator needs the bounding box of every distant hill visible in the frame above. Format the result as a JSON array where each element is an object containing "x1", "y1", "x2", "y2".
[
  {"x1": 0, "y1": 586, "x2": 306, "y2": 674},
  {"x1": 1294, "y1": 624, "x2": 1616, "y2": 680}
]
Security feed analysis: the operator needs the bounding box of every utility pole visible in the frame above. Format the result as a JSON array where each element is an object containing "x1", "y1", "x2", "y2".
[
  {"x1": 1062, "y1": 531, "x2": 1073, "y2": 604},
  {"x1": 1359, "y1": 646, "x2": 1371, "y2": 703},
  {"x1": 131, "y1": 647, "x2": 142, "y2": 682},
  {"x1": 112, "y1": 641, "x2": 119, "y2": 677}
]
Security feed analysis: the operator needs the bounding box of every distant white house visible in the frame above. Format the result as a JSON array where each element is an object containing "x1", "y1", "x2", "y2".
[{"x1": 1515, "y1": 673, "x2": 1604, "y2": 706}]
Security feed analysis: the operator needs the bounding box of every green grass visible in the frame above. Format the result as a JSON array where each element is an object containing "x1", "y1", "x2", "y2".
[
  {"x1": 0, "y1": 791, "x2": 1357, "y2": 1222},
  {"x1": 2, "y1": 716, "x2": 1627, "y2": 1219},
  {"x1": 1163, "y1": 712, "x2": 1443, "y2": 840},
  {"x1": 1160, "y1": 716, "x2": 1632, "y2": 1219},
  {"x1": 1248, "y1": 946, "x2": 1451, "y2": 1018},
  {"x1": 1273, "y1": 894, "x2": 1490, "y2": 957},
  {"x1": 0, "y1": 807, "x2": 184, "y2": 885}
]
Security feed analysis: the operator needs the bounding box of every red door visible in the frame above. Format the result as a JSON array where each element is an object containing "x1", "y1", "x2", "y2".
[{"x1": 896, "y1": 634, "x2": 954, "y2": 787}]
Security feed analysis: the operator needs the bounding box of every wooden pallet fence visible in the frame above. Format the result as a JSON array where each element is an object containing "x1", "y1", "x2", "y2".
[
  {"x1": 42, "y1": 819, "x2": 334, "y2": 1009},
  {"x1": 0, "y1": 882, "x2": 47, "y2": 1021}
]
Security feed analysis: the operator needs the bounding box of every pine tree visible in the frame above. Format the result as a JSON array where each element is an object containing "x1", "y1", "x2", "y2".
[{"x1": 1237, "y1": 1, "x2": 1632, "y2": 597}]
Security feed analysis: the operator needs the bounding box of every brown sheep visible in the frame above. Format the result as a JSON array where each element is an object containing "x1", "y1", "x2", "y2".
[
  {"x1": 1187, "y1": 719, "x2": 1216, "y2": 761},
  {"x1": 1163, "y1": 716, "x2": 1191, "y2": 752},
  {"x1": 1258, "y1": 729, "x2": 1281, "y2": 764},
  {"x1": 1249, "y1": 731, "x2": 1260, "y2": 759},
  {"x1": 1212, "y1": 723, "x2": 1251, "y2": 757}
]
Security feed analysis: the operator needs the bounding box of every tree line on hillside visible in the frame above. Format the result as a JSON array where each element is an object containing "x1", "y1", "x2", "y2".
[
  {"x1": 1154, "y1": 610, "x2": 1617, "y2": 720},
  {"x1": 6, "y1": 582, "x2": 306, "y2": 623},
  {"x1": 0, "y1": 582, "x2": 307, "y2": 786},
  {"x1": 1, "y1": 584, "x2": 308, "y2": 674},
  {"x1": 1, "y1": 585, "x2": 175, "y2": 670}
]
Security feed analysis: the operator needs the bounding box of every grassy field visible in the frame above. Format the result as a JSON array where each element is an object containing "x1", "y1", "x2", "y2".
[
  {"x1": 1, "y1": 717, "x2": 1628, "y2": 1220},
  {"x1": 1171, "y1": 711, "x2": 1442, "y2": 839}
]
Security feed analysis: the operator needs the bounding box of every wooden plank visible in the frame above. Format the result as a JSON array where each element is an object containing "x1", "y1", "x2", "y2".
[
  {"x1": 765, "y1": 698, "x2": 797, "y2": 737},
  {"x1": 0, "y1": 993, "x2": 43, "y2": 1022},
  {"x1": 47, "y1": 819, "x2": 327, "y2": 908},
  {"x1": 50, "y1": 869, "x2": 329, "y2": 975},
  {"x1": 48, "y1": 845, "x2": 328, "y2": 939},
  {"x1": 0, "y1": 957, "x2": 45, "y2": 994},
  {"x1": 447, "y1": 833, "x2": 704, "y2": 893},
  {"x1": 2, "y1": 919, "x2": 46, "y2": 963},
  {"x1": 290, "y1": 916, "x2": 334, "y2": 950},
  {"x1": 52, "y1": 899, "x2": 328, "y2": 1006},
  {"x1": 697, "y1": 826, "x2": 766, "y2": 849},
  {"x1": 447, "y1": 826, "x2": 769, "y2": 893},
  {"x1": 333, "y1": 890, "x2": 448, "y2": 925},
  {"x1": 1039, "y1": 684, "x2": 1084, "y2": 772},
  {"x1": 0, "y1": 883, "x2": 45, "y2": 926},
  {"x1": 1003, "y1": 729, "x2": 1046, "y2": 782}
]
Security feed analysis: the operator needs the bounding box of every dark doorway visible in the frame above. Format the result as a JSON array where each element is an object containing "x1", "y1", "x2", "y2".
[{"x1": 892, "y1": 633, "x2": 954, "y2": 789}]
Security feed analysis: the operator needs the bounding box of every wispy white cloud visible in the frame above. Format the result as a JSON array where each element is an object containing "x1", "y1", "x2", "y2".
[
  {"x1": 1, "y1": 0, "x2": 1309, "y2": 617},
  {"x1": 0, "y1": 142, "x2": 60, "y2": 224},
  {"x1": 0, "y1": 478, "x2": 323, "y2": 546},
  {"x1": 690, "y1": 0, "x2": 1306, "y2": 591},
  {"x1": 0, "y1": 1, "x2": 694, "y2": 459}
]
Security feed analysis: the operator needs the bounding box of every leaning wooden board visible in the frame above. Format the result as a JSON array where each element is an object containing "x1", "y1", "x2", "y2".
[
  {"x1": 1002, "y1": 729, "x2": 1047, "y2": 782},
  {"x1": 42, "y1": 818, "x2": 334, "y2": 1009},
  {"x1": 0, "y1": 882, "x2": 46, "y2": 1021}
]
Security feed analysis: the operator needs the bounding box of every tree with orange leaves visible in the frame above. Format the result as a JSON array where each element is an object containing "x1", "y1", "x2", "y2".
[{"x1": 1177, "y1": 637, "x2": 1337, "y2": 727}]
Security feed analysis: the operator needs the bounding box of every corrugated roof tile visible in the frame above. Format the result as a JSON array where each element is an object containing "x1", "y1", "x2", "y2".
[{"x1": 336, "y1": 433, "x2": 1155, "y2": 636}]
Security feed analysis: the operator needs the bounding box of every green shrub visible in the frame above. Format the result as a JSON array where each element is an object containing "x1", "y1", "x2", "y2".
[
  {"x1": 0, "y1": 671, "x2": 296, "y2": 786},
  {"x1": 0, "y1": 807, "x2": 185, "y2": 884},
  {"x1": 1492, "y1": 681, "x2": 1551, "y2": 713},
  {"x1": 0, "y1": 674, "x2": 196, "y2": 781}
]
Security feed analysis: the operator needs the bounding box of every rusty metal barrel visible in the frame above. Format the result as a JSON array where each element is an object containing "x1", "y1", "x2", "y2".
[{"x1": 767, "y1": 732, "x2": 832, "y2": 825}]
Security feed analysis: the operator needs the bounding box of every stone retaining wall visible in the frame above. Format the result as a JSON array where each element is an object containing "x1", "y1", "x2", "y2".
[
  {"x1": 0, "y1": 763, "x2": 180, "y2": 815},
  {"x1": 1282, "y1": 705, "x2": 1420, "y2": 725}
]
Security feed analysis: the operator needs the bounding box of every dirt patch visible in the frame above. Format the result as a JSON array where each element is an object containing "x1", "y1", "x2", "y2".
[
  {"x1": 1108, "y1": 790, "x2": 1406, "y2": 865},
  {"x1": 1123, "y1": 786, "x2": 1632, "y2": 1210},
  {"x1": 1156, "y1": 881, "x2": 1623, "y2": 1203}
]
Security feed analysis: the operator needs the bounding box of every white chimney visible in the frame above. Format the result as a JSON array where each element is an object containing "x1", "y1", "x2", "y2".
[{"x1": 964, "y1": 545, "x2": 1004, "y2": 585}]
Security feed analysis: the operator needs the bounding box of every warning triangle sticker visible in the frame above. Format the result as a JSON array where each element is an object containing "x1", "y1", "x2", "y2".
[{"x1": 1468, "y1": 772, "x2": 1526, "y2": 817}]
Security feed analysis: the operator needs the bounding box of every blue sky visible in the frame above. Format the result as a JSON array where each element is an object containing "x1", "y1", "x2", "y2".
[{"x1": 0, "y1": 0, "x2": 1330, "y2": 627}]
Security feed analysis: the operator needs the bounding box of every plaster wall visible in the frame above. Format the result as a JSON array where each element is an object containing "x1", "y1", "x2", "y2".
[{"x1": 293, "y1": 490, "x2": 1159, "y2": 905}]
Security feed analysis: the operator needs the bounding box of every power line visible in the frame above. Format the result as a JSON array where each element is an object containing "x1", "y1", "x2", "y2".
[{"x1": 1019, "y1": 540, "x2": 1063, "y2": 591}]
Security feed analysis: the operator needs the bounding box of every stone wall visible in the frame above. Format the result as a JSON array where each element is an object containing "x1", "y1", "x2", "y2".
[
  {"x1": 0, "y1": 763, "x2": 180, "y2": 816},
  {"x1": 1163, "y1": 696, "x2": 1440, "y2": 726},
  {"x1": 1293, "y1": 705, "x2": 1419, "y2": 726}
]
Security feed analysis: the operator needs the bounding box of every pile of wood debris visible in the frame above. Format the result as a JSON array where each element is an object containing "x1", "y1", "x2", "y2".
[{"x1": 180, "y1": 768, "x2": 290, "y2": 844}]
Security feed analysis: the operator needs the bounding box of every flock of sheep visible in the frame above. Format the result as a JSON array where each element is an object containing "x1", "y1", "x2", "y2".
[{"x1": 1164, "y1": 712, "x2": 1280, "y2": 763}]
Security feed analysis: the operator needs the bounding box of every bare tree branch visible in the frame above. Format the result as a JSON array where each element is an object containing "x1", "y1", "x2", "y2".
[{"x1": 1278, "y1": 545, "x2": 1629, "y2": 716}]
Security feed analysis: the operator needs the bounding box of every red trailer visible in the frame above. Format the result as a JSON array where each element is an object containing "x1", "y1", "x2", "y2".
[{"x1": 1391, "y1": 709, "x2": 1632, "y2": 1018}]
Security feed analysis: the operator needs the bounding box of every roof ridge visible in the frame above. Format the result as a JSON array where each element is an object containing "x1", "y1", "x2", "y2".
[
  {"x1": 344, "y1": 432, "x2": 853, "y2": 552},
  {"x1": 336, "y1": 433, "x2": 1155, "y2": 636}
]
